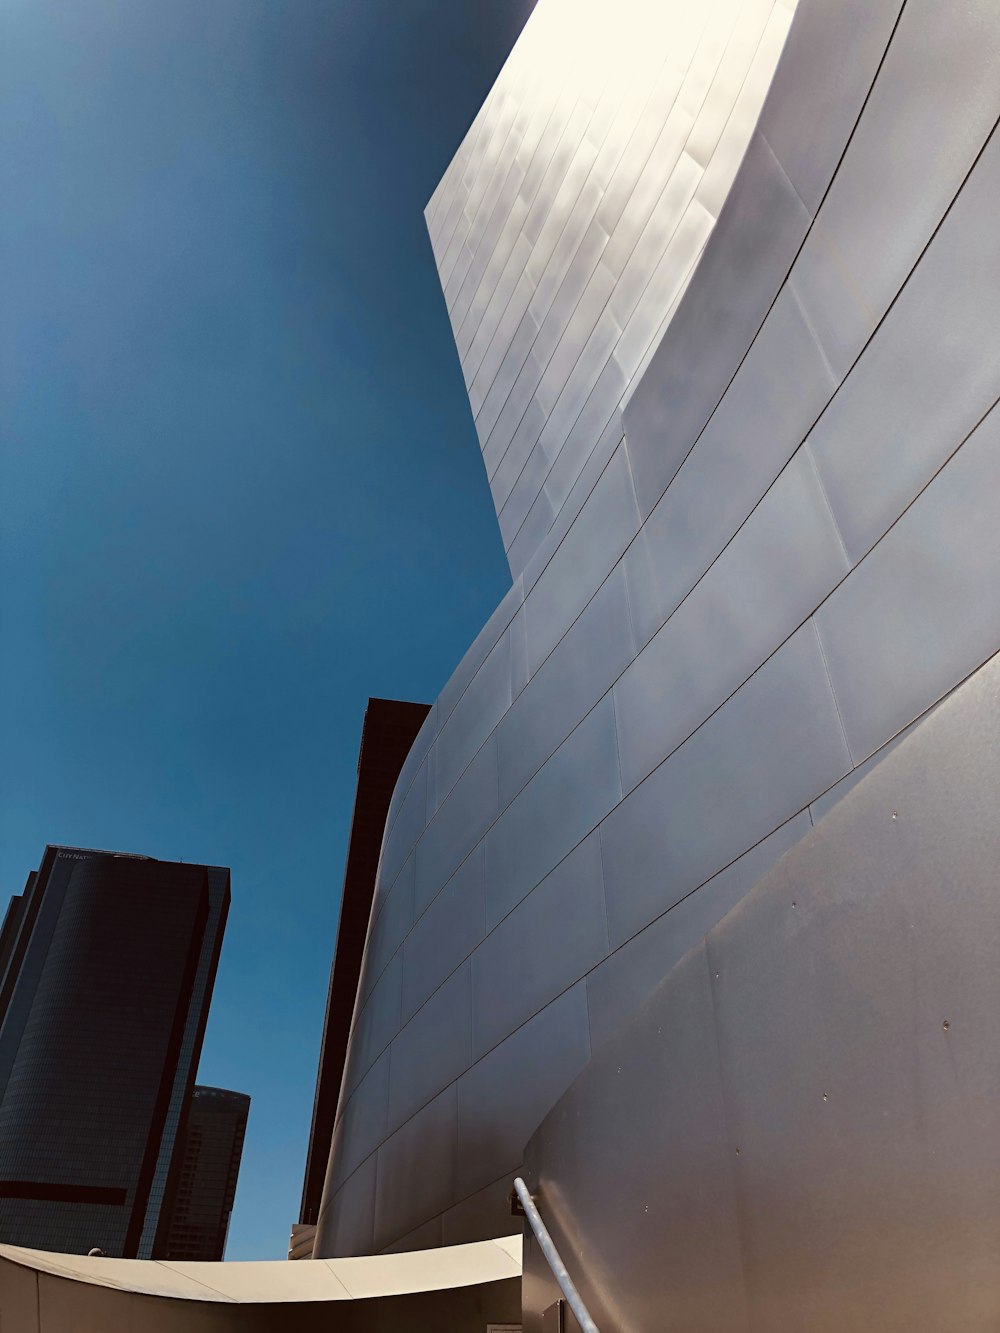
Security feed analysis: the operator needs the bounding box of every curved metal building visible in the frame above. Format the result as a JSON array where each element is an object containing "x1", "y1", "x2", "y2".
[{"x1": 315, "y1": 0, "x2": 1000, "y2": 1272}]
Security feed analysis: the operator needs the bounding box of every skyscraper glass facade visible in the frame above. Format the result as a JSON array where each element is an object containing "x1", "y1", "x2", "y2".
[
  {"x1": 161, "y1": 1085, "x2": 250, "y2": 1261},
  {"x1": 0, "y1": 846, "x2": 230, "y2": 1257}
]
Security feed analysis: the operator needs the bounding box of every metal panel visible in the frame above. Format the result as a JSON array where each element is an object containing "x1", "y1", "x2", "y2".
[
  {"x1": 493, "y1": 227, "x2": 611, "y2": 466},
  {"x1": 685, "y1": 0, "x2": 776, "y2": 170},
  {"x1": 807, "y1": 124, "x2": 1000, "y2": 564},
  {"x1": 470, "y1": 270, "x2": 535, "y2": 416},
  {"x1": 595, "y1": 39, "x2": 697, "y2": 239},
  {"x1": 704, "y1": 658, "x2": 1000, "y2": 1331},
  {"x1": 433, "y1": 578, "x2": 523, "y2": 734},
  {"x1": 516, "y1": 96, "x2": 578, "y2": 239},
  {"x1": 615, "y1": 445, "x2": 850, "y2": 791},
  {"x1": 402, "y1": 844, "x2": 485, "y2": 1024},
  {"x1": 498, "y1": 567, "x2": 635, "y2": 807},
  {"x1": 456, "y1": 984, "x2": 591, "y2": 1200},
  {"x1": 789, "y1": 3, "x2": 1000, "y2": 383},
  {"x1": 492, "y1": 395, "x2": 548, "y2": 513},
  {"x1": 499, "y1": 437, "x2": 556, "y2": 548},
  {"x1": 384, "y1": 702, "x2": 437, "y2": 843},
  {"x1": 318, "y1": 1151, "x2": 376, "y2": 1259},
  {"x1": 485, "y1": 215, "x2": 607, "y2": 489},
  {"x1": 525, "y1": 945, "x2": 749, "y2": 1333},
  {"x1": 431, "y1": 628, "x2": 511, "y2": 810},
  {"x1": 472, "y1": 832, "x2": 608, "y2": 1060},
  {"x1": 531, "y1": 265, "x2": 616, "y2": 420},
  {"x1": 452, "y1": 94, "x2": 520, "y2": 274},
  {"x1": 456, "y1": 187, "x2": 531, "y2": 359},
  {"x1": 329, "y1": 0, "x2": 817, "y2": 1254},
  {"x1": 523, "y1": 410, "x2": 626, "y2": 600},
  {"x1": 444, "y1": 241, "x2": 475, "y2": 315},
  {"x1": 509, "y1": 606, "x2": 529, "y2": 700},
  {"x1": 604, "y1": 98, "x2": 696, "y2": 275},
  {"x1": 525, "y1": 651, "x2": 1000, "y2": 1329},
  {"x1": 613, "y1": 198, "x2": 715, "y2": 383},
  {"x1": 521, "y1": 103, "x2": 595, "y2": 251},
  {"x1": 784, "y1": 227, "x2": 875, "y2": 388},
  {"x1": 379, "y1": 1213, "x2": 443, "y2": 1255},
  {"x1": 543, "y1": 356, "x2": 627, "y2": 516},
  {"x1": 523, "y1": 444, "x2": 639, "y2": 673},
  {"x1": 525, "y1": 178, "x2": 604, "y2": 339},
  {"x1": 624, "y1": 130, "x2": 812, "y2": 520},
  {"x1": 533, "y1": 305, "x2": 621, "y2": 476},
  {"x1": 345, "y1": 948, "x2": 402, "y2": 1097},
  {"x1": 476, "y1": 305, "x2": 541, "y2": 447},
  {"x1": 601, "y1": 620, "x2": 852, "y2": 948},
  {"x1": 442, "y1": 1171, "x2": 521, "y2": 1247},
  {"x1": 622, "y1": 284, "x2": 838, "y2": 649},
  {"x1": 374, "y1": 1085, "x2": 458, "y2": 1253},
  {"x1": 414, "y1": 736, "x2": 499, "y2": 918},
  {"x1": 586, "y1": 811, "x2": 810, "y2": 1051},
  {"x1": 757, "y1": 0, "x2": 905, "y2": 215},
  {"x1": 387, "y1": 962, "x2": 472, "y2": 1134},
  {"x1": 485, "y1": 696, "x2": 622, "y2": 931},
  {"x1": 606, "y1": 147, "x2": 701, "y2": 325},
  {"x1": 461, "y1": 228, "x2": 532, "y2": 375},
  {"x1": 379, "y1": 760, "x2": 427, "y2": 893},
  {"x1": 328, "y1": 1048, "x2": 389, "y2": 1191},
  {"x1": 807, "y1": 714, "x2": 923, "y2": 824},
  {"x1": 504, "y1": 488, "x2": 555, "y2": 576},
  {"x1": 521, "y1": 149, "x2": 602, "y2": 329},
  {"x1": 695, "y1": 5, "x2": 796, "y2": 218},
  {"x1": 814, "y1": 403, "x2": 1000, "y2": 764},
  {"x1": 364, "y1": 852, "x2": 414, "y2": 986}
]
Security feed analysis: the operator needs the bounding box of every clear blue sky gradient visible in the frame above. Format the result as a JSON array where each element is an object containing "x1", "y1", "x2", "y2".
[{"x1": 1, "y1": 0, "x2": 535, "y2": 1259}]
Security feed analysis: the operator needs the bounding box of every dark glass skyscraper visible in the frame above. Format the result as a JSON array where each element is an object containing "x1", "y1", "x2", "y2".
[
  {"x1": 0, "y1": 845, "x2": 230, "y2": 1257},
  {"x1": 161, "y1": 1085, "x2": 249, "y2": 1261}
]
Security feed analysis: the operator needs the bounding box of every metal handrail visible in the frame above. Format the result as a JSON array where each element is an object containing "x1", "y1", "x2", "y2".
[{"x1": 513, "y1": 1176, "x2": 600, "y2": 1333}]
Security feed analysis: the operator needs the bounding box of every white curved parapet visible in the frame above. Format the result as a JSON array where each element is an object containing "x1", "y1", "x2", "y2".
[
  {"x1": 320, "y1": 0, "x2": 1000, "y2": 1265},
  {"x1": 0, "y1": 1235, "x2": 522, "y2": 1330}
]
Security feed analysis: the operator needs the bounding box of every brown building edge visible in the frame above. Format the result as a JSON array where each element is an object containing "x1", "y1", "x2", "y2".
[{"x1": 298, "y1": 699, "x2": 430, "y2": 1231}]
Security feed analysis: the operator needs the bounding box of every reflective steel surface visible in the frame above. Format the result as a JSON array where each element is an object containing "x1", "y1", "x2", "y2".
[
  {"x1": 522, "y1": 651, "x2": 1000, "y2": 1330},
  {"x1": 315, "y1": 0, "x2": 1000, "y2": 1266}
]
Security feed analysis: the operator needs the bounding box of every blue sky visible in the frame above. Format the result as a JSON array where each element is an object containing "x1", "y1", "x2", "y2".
[{"x1": 1, "y1": 0, "x2": 534, "y2": 1259}]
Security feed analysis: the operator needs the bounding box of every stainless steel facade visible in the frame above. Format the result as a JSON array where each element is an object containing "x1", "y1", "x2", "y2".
[
  {"x1": 315, "y1": 0, "x2": 1000, "y2": 1267},
  {"x1": 522, "y1": 650, "x2": 1000, "y2": 1330}
]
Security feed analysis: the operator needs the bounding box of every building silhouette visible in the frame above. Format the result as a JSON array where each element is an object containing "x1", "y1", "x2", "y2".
[
  {"x1": 296, "y1": 698, "x2": 430, "y2": 1255},
  {"x1": 161, "y1": 1086, "x2": 249, "y2": 1261},
  {"x1": 0, "y1": 845, "x2": 230, "y2": 1257}
]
